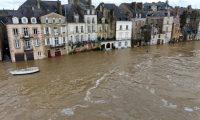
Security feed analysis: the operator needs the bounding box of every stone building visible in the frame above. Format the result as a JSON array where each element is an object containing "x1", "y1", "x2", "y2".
[
  {"x1": 6, "y1": 0, "x2": 56, "y2": 62},
  {"x1": 171, "y1": 19, "x2": 184, "y2": 42},
  {"x1": 119, "y1": 2, "x2": 147, "y2": 46},
  {"x1": 182, "y1": 26, "x2": 196, "y2": 41},
  {"x1": 96, "y1": 10, "x2": 108, "y2": 40},
  {"x1": 40, "y1": 12, "x2": 68, "y2": 58},
  {"x1": 143, "y1": 0, "x2": 170, "y2": 11},
  {"x1": 146, "y1": 11, "x2": 173, "y2": 44}
]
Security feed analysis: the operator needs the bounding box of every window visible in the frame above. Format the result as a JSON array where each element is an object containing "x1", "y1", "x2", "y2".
[
  {"x1": 76, "y1": 26, "x2": 78, "y2": 33},
  {"x1": 23, "y1": 28, "x2": 29, "y2": 37},
  {"x1": 126, "y1": 25, "x2": 128, "y2": 30},
  {"x1": 55, "y1": 37, "x2": 59, "y2": 45},
  {"x1": 139, "y1": 14, "x2": 141, "y2": 18},
  {"x1": 102, "y1": 18, "x2": 105, "y2": 23},
  {"x1": 62, "y1": 26, "x2": 66, "y2": 33},
  {"x1": 125, "y1": 41, "x2": 128, "y2": 47},
  {"x1": 100, "y1": 34, "x2": 102, "y2": 39},
  {"x1": 63, "y1": 37, "x2": 66, "y2": 43},
  {"x1": 165, "y1": 34, "x2": 167, "y2": 38},
  {"x1": 135, "y1": 28, "x2": 137, "y2": 33},
  {"x1": 13, "y1": 29, "x2": 18, "y2": 35},
  {"x1": 87, "y1": 17, "x2": 90, "y2": 23},
  {"x1": 81, "y1": 35, "x2": 83, "y2": 42},
  {"x1": 125, "y1": 33, "x2": 128, "y2": 40},
  {"x1": 176, "y1": 24, "x2": 179, "y2": 27},
  {"x1": 120, "y1": 25, "x2": 122, "y2": 30},
  {"x1": 99, "y1": 26, "x2": 102, "y2": 31},
  {"x1": 14, "y1": 40, "x2": 20, "y2": 48},
  {"x1": 53, "y1": 18, "x2": 55, "y2": 23},
  {"x1": 167, "y1": 19, "x2": 169, "y2": 24},
  {"x1": 92, "y1": 25, "x2": 95, "y2": 32},
  {"x1": 46, "y1": 18, "x2": 48, "y2": 23},
  {"x1": 88, "y1": 34, "x2": 90, "y2": 40},
  {"x1": 92, "y1": 10, "x2": 94, "y2": 15},
  {"x1": 23, "y1": 19, "x2": 27, "y2": 23},
  {"x1": 166, "y1": 27, "x2": 168, "y2": 32},
  {"x1": 76, "y1": 35, "x2": 79, "y2": 42},
  {"x1": 12, "y1": 17, "x2": 19, "y2": 24},
  {"x1": 33, "y1": 28, "x2": 38, "y2": 35},
  {"x1": 104, "y1": 26, "x2": 107, "y2": 31},
  {"x1": 46, "y1": 27, "x2": 49, "y2": 34},
  {"x1": 88, "y1": 26, "x2": 90, "y2": 33},
  {"x1": 176, "y1": 30, "x2": 178, "y2": 33},
  {"x1": 25, "y1": 40, "x2": 30, "y2": 50},
  {"x1": 34, "y1": 39, "x2": 39, "y2": 46},
  {"x1": 118, "y1": 42, "x2": 121, "y2": 47},
  {"x1": 32, "y1": 18, "x2": 36, "y2": 23},
  {"x1": 38, "y1": 51, "x2": 41, "y2": 56},
  {"x1": 104, "y1": 34, "x2": 107, "y2": 39},
  {"x1": 136, "y1": 14, "x2": 138, "y2": 18},
  {"x1": 92, "y1": 17, "x2": 95, "y2": 23},
  {"x1": 70, "y1": 26, "x2": 73, "y2": 34},
  {"x1": 81, "y1": 26, "x2": 83, "y2": 33},
  {"x1": 59, "y1": 18, "x2": 62, "y2": 23},
  {"x1": 142, "y1": 21, "x2": 144, "y2": 26},
  {"x1": 46, "y1": 38, "x2": 50, "y2": 45},
  {"x1": 135, "y1": 21, "x2": 137, "y2": 26},
  {"x1": 54, "y1": 27, "x2": 58, "y2": 33},
  {"x1": 32, "y1": 7, "x2": 34, "y2": 11},
  {"x1": 119, "y1": 33, "x2": 122, "y2": 40}
]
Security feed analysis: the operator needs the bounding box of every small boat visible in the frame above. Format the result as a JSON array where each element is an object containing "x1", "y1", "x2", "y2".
[{"x1": 10, "y1": 67, "x2": 39, "y2": 75}]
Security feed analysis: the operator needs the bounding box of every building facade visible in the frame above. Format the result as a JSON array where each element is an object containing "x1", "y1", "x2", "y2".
[
  {"x1": 40, "y1": 12, "x2": 68, "y2": 58},
  {"x1": 171, "y1": 19, "x2": 184, "y2": 42}
]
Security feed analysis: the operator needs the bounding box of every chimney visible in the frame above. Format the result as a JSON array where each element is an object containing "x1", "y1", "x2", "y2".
[
  {"x1": 137, "y1": 2, "x2": 143, "y2": 10},
  {"x1": 37, "y1": 0, "x2": 40, "y2": 9},
  {"x1": 126, "y1": 11, "x2": 130, "y2": 18},
  {"x1": 188, "y1": 5, "x2": 191, "y2": 11},
  {"x1": 57, "y1": 0, "x2": 62, "y2": 15},
  {"x1": 88, "y1": 0, "x2": 92, "y2": 6},
  {"x1": 131, "y1": 2, "x2": 137, "y2": 11}
]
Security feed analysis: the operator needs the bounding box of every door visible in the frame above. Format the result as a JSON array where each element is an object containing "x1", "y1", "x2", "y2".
[
  {"x1": 48, "y1": 50, "x2": 51, "y2": 58},
  {"x1": 88, "y1": 44, "x2": 92, "y2": 50},
  {"x1": 76, "y1": 47, "x2": 80, "y2": 52},
  {"x1": 26, "y1": 52, "x2": 34, "y2": 60},
  {"x1": 55, "y1": 51, "x2": 61, "y2": 57},
  {"x1": 15, "y1": 53, "x2": 25, "y2": 61}
]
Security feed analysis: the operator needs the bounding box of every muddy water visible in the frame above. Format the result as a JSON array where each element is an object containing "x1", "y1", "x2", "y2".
[{"x1": 1, "y1": 41, "x2": 200, "y2": 120}]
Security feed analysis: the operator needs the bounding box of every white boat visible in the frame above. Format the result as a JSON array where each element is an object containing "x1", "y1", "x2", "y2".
[{"x1": 10, "y1": 67, "x2": 39, "y2": 75}]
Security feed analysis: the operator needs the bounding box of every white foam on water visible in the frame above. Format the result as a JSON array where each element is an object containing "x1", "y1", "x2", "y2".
[
  {"x1": 161, "y1": 99, "x2": 177, "y2": 109},
  {"x1": 184, "y1": 107, "x2": 193, "y2": 112},
  {"x1": 61, "y1": 105, "x2": 89, "y2": 116},
  {"x1": 84, "y1": 73, "x2": 108, "y2": 103},
  {"x1": 112, "y1": 95, "x2": 118, "y2": 98},
  {"x1": 150, "y1": 88, "x2": 155, "y2": 94},
  {"x1": 194, "y1": 107, "x2": 200, "y2": 110}
]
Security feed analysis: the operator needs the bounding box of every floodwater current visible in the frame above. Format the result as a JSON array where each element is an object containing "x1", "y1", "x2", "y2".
[{"x1": 0, "y1": 41, "x2": 200, "y2": 120}]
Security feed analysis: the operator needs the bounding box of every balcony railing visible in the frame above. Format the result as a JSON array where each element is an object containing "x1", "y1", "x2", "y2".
[
  {"x1": 50, "y1": 43, "x2": 65, "y2": 48},
  {"x1": 20, "y1": 34, "x2": 33, "y2": 39},
  {"x1": 23, "y1": 46, "x2": 33, "y2": 52},
  {"x1": 116, "y1": 37, "x2": 131, "y2": 40}
]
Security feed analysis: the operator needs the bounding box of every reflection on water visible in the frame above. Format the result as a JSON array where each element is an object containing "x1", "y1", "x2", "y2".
[{"x1": 0, "y1": 41, "x2": 200, "y2": 120}]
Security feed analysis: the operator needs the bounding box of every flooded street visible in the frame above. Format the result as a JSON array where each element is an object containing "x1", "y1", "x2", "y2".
[{"x1": 1, "y1": 41, "x2": 200, "y2": 120}]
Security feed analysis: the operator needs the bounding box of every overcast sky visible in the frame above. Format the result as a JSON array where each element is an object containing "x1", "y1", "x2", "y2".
[{"x1": 1, "y1": 0, "x2": 200, "y2": 10}]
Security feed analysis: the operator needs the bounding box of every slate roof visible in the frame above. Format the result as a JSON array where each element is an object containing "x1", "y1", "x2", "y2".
[
  {"x1": 0, "y1": 10, "x2": 16, "y2": 15},
  {"x1": 104, "y1": 4, "x2": 131, "y2": 21},
  {"x1": 6, "y1": 0, "x2": 58, "y2": 24},
  {"x1": 96, "y1": 10, "x2": 108, "y2": 24},
  {"x1": 143, "y1": 2, "x2": 169, "y2": 10},
  {"x1": 122, "y1": 3, "x2": 147, "y2": 18},
  {"x1": 147, "y1": 11, "x2": 171, "y2": 17},
  {"x1": 62, "y1": 4, "x2": 85, "y2": 23},
  {"x1": 183, "y1": 26, "x2": 196, "y2": 35},
  {"x1": 79, "y1": 0, "x2": 90, "y2": 6},
  {"x1": 141, "y1": 25, "x2": 152, "y2": 30},
  {"x1": 0, "y1": 14, "x2": 8, "y2": 24},
  {"x1": 42, "y1": 1, "x2": 58, "y2": 12}
]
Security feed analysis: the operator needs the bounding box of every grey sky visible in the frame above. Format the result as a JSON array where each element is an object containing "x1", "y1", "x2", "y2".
[{"x1": 0, "y1": 0, "x2": 200, "y2": 10}]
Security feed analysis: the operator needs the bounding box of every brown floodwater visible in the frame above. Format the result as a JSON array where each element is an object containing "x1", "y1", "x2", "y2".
[{"x1": 0, "y1": 41, "x2": 200, "y2": 120}]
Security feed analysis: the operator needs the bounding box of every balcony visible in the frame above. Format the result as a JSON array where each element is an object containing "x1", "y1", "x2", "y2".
[
  {"x1": 116, "y1": 37, "x2": 131, "y2": 40},
  {"x1": 54, "y1": 32, "x2": 58, "y2": 36},
  {"x1": 24, "y1": 46, "x2": 33, "y2": 52},
  {"x1": 50, "y1": 43, "x2": 65, "y2": 48},
  {"x1": 20, "y1": 34, "x2": 33, "y2": 39}
]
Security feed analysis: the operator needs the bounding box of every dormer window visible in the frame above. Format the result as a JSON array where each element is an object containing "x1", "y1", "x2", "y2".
[
  {"x1": 139, "y1": 14, "x2": 141, "y2": 18},
  {"x1": 21, "y1": 17, "x2": 28, "y2": 24},
  {"x1": 136, "y1": 14, "x2": 138, "y2": 18},
  {"x1": 59, "y1": 18, "x2": 62, "y2": 23},
  {"x1": 87, "y1": 10, "x2": 90, "y2": 15},
  {"x1": 31, "y1": 17, "x2": 37, "y2": 24},
  {"x1": 92, "y1": 10, "x2": 95, "y2": 15},
  {"x1": 74, "y1": 15, "x2": 79, "y2": 22},
  {"x1": 12, "y1": 17, "x2": 19, "y2": 24},
  {"x1": 53, "y1": 18, "x2": 55, "y2": 23},
  {"x1": 46, "y1": 18, "x2": 48, "y2": 23},
  {"x1": 102, "y1": 18, "x2": 105, "y2": 23},
  {"x1": 32, "y1": 7, "x2": 34, "y2": 11}
]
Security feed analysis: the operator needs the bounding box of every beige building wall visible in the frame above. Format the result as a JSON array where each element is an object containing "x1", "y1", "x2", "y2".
[
  {"x1": 40, "y1": 13, "x2": 68, "y2": 58},
  {"x1": 7, "y1": 24, "x2": 44, "y2": 62}
]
